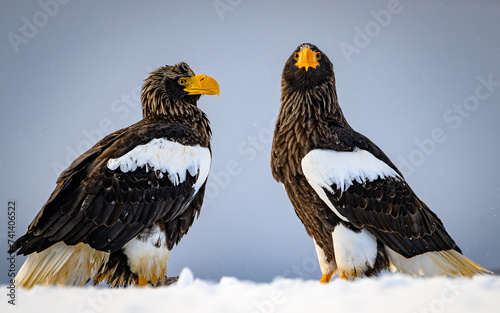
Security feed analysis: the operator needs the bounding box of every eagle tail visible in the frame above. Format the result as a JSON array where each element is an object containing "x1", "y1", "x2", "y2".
[
  {"x1": 386, "y1": 247, "x2": 492, "y2": 277},
  {"x1": 15, "y1": 242, "x2": 109, "y2": 288}
]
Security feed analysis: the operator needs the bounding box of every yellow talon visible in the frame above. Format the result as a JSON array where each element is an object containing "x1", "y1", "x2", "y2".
[
  {"x1": 135, "y1": 277, "x2": 149, "y2": 287},
  {"x1": 320, "y1": 271, "x2": 334, "y2": 283},
  {"x1": 339, "y1": 273, "x2": 348, "y2": 281}
]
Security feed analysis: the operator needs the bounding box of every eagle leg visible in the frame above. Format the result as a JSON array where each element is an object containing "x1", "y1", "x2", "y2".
[
  {"x1": 319, "y1": 271, "x2": 334, "y2": 283},
  {"x1": 133, "y1": 277, "x2": 150, "y2": 287}
]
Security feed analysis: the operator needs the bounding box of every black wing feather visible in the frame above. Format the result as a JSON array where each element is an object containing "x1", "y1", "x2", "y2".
[
  {"x1": 320, "y1": 126, "x2": 460, "y2": 258},
  {"x1": 164, "y1": 182, "x2": 206, "y2": 250},
  {"x1": 9, "y1": 119, "x2": 209, "y2": 255}
]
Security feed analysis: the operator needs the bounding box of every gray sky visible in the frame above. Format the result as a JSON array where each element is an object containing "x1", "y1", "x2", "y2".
[{"x1": 1, "y1": 0, "x2": 499, "y2": 284}]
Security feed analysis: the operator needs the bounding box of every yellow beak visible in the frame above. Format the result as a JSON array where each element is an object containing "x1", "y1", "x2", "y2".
[
  {"x1": 295, "y1": 47, "x2": 320, "y2": 71},
  {"x1": 183, "y1": 74, "x2": 220, "y2": 98}
]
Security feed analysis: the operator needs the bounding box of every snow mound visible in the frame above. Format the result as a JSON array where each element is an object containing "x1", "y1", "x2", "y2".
[
  {"x1": 2, "y1": 269, "x2": 499, "y2": 313},
  {"x1": 177, "y1": 267, "x2": 194, "y2": 286}
]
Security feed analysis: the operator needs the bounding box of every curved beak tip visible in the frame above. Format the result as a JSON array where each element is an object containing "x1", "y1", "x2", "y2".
[{"x1": 184, "y1": 74, "x2": 220, "y2": 98}]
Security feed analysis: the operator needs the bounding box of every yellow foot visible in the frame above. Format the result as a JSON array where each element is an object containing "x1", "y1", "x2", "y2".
[
  {"x1": 134, "y1": 277, "x2": 149, "y2": 287},
  {"x1": 339, "y1": 273, "x2": 348, "y2": 281},
  {"x1": 320, "y1": 271, "x2": 334, "y2": 283}
]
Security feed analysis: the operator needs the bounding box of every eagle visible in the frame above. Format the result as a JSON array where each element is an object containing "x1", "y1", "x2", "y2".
[
  {"x1": 270, "y1": 43, "x2": 491, "y2": 282},
  {"x1": 9, "y1": 62, "x2": 220, "y2": 288}
]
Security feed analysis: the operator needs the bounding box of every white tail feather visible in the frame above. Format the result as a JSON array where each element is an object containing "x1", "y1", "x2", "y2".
[
  {"x1": 386, "y1": 247, "x2": 492, "y2": 277},
  {"x1": 16, "y1": 242, "x2": 109, "y2": 288}
]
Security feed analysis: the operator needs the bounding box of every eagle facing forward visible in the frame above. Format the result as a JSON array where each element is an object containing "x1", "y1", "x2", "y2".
[
  {"x1": 9, "y1": 62, "x2": 220, "y2": 287},
  {"x1": 271, "y1": 43, "x2": 490, "y2": 282}
]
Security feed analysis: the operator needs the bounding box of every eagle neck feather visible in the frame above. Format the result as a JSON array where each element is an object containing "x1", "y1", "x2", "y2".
[
  {"x1": 140, "y1": 83, "x2": 212, "y2": 143},
  {"x1": 272, "y1": 79, "x2": 346, "y2": 181}
]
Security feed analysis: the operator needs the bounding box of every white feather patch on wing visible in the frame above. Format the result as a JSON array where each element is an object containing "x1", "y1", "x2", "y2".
[
  {"x1": 123, "y1": 226, "x2": 170, "y2": 284},
  {"x1": 386, "y1": 246, "x2": 492, "y2": 277},
  {"x1": 302, "y1": 148, "x2": 400, "y2": 221},
  {"x1": 332, "y1": 224, "x2": 378, "y2": 279},
  {"x1": 107, "y1": 138, "x2": 211, "y2": 192},
  {"x1": 15, "y1": 242, "x2": 109, "y2": 288}
]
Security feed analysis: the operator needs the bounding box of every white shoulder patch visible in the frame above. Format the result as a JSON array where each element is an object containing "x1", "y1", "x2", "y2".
[
  {"x1": 107, "y1": 138, "x2": 211, "y2": 192},
  {"x1": 301, "y1": 148, "x2": 399, "y2": 221},
  {"x1": 302, "y1": 148, "x2": 399, "y2": 193}
]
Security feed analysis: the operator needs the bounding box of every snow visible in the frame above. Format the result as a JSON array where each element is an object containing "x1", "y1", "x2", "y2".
[{"x1": 3, "y1": 268, "x2": 499, "y2": 313}]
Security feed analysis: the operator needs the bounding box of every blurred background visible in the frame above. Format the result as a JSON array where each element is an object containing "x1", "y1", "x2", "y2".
[{"x1": 1, "y1": 0, "x2": 499, "y2": 284}]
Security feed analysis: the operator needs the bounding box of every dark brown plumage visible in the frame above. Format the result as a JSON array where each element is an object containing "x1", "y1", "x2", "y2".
[
  {"x1": 9, "y1": 62, "x2": 220, "y2": 287},
  {"x1": 271, "y1": 43, "x2": 490, "y2": 281}
]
